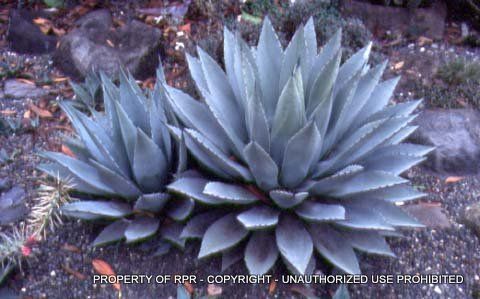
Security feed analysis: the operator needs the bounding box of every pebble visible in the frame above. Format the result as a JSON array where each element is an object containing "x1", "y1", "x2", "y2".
[
  {"x1": 433, "y1": 286, "x2": 442, "y2": 295},
  {"x1": 50, "y1": 270, "x2": 56, "y2": 277}
]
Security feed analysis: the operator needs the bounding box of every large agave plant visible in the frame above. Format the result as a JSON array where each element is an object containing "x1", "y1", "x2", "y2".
[
  {"x1": 165, "y1": 18, "x2": 433, "y2": 275},
  {"x1": 38, "y1": 68, "x2": 190, "y2": 247}
]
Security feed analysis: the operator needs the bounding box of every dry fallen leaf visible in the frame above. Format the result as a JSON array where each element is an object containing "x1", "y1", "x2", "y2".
[
  {"x1": 179, "y1": 23, "x2": 191, "y2": 34},
  {"x1": 33, "y1": 17, "x2": 53, "y2": 35},
  {"x1": 62, "y1": 264, "x2": 87, "y2": 280},
  {"x1": 16, "y1": 78, "x2": 35, "y2": 85},
  {"x1": 62, "y1": 243, "x2": 81, "y2": 253},
  {"x1": 456, "y1": 98, "x2": 468, "y2": 107},
  {"x1": 61, "y1": 145, "x2": 75, "y2": 157},
  {"x1": 268, "y1": 280, "x2": 277, "y2": 295},
  {"x1": 445, "y1": 176, "x2": 464, "y2": 184},
  {"x1": 393, "y1": 61, "x2": 404, "y2": 70},
  {"x1": 28, "y1": 103, "x2": 53, "y2": 118},
  {"x1": 23, "y1": 110, "x2": 31, "y2": 119},
  {"x1": 0, "y1": 109, "x2": 16, "y2": 116},
  {"x1": 52, "y1": 76, "x2": 69, "y2": 83},
  {"x1": 207, "y1": 284, "x2": 222, "y2": 296},
  {"x1": 92, "y1": 259, "x2": 121, "y2": 291},
  {"x1": 33, "y1": 17, "x2": 49, "y2": 26},
  {"x1": 417, "y1": 36, "x2": 433, "y2": 46},
  {"x1": 52, "y1": 26, "x2": 66, "y2": 36},
  {"x1": 183, "y1": 282, "x2": 194, "y2": 294}
]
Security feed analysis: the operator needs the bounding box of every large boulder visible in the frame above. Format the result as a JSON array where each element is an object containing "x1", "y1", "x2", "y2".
[
  {"x1": 341, "y1": 0, "x2": 446, "y2": 40},
  {"x1": 53, "y1": 9, "x2": 163, "y2": 81},
  {"x1": 6, "y1": 9, "x2": 57, "y2": 54},
  {"x1": 409, "y1": 109, "x2": 480, "y2": 175}
]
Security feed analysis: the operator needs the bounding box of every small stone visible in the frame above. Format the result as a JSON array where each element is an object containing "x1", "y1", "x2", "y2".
[
  {"x1": 462, "y1": 202, "x2": 480, "y2": 238},
  {"x1": 0, "y1": 178, "x2": 10, "y2": 192},
  {"x1": 0, "y1": 186, "x2": 27, "y2": 225},
  {"x1": 50, "y1": 270, "x2": 56, "y2": 277},
  {"x1": 433, "y1": 286, "x2": 442, "y2": 294},
  {"x1": 207, "y1": 284, "x2": 222, "y2": 296},
  {"x1": 4, "y1": 79, "x2": 48, "y2": 99}
]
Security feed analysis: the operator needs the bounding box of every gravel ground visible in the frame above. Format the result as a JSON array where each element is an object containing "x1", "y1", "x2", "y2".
[{"x1": 2, "y1": 167, "x2": 475, "y2": 299}]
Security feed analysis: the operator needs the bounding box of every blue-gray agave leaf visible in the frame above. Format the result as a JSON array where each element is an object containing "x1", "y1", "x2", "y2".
[
  {"x1": 40, "y1": 69, "x2": 190, "y2": 246},
  {"x1": 166, "y1": 17, "x2": 430, "y2": 275}
]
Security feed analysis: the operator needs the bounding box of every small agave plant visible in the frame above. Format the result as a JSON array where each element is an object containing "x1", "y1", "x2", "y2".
[
  {"x1": 38, "y1": 68, "x2": 190, "y2": 247},
  {"x1": 165, "y1": 18, "x2": 433, "y2": 275}
]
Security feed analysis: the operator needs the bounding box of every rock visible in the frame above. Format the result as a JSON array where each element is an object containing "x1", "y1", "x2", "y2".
[
  {"x1": 402, "y1": 202, "x2": 451, "y2": 228},
  {"x1": 409, "y1": 109, "x2": 480, "y2": 175},
  {"x1": 0, "y1": 186, "x2": 27, "y2": 225},
  {"x1": 341, "y1": 0, "x2": 446, "y2": 40},
  {"x1": 4, "y1": 79, "x2": 48, "y2": 99},
  {"x1": 53, "y1": 9, "x2": 163, "y2": 80},
  {"x1": 0, "y1": 178, "x2": 10, "y2": 192},
  {"x1": 6, "y1": 9, "x2": 57, "y2": 54},
  {"x1": 463, "y1": 202, "x2": 480, "y2": 238}
]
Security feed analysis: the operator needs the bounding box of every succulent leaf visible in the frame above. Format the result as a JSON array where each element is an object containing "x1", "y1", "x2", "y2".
[
  {"x1": 165, "y1": 18, "x2": 428, "y2": 275},
  {"x1": 39, "y1": 69, "x2": 180, "y2": 246},
  {"x1": 181, "y1": 211, "x2": 224, "y2": 239},
  {"x1": 236, "y1": 206, "x2": 280, "y2": 230},
  {"x1": 275, "y1": 214, "x2": 313, "y2": 275},
  {"x1": 198, "y1": 213, "x2": 248, "y2": 258},
  {"x1": 309, "y1": 224, "x2": 361, "y2": 274},
  {"x1": 62, "y1": 201, "x2": 132, "y2": 219},
  {"x1": 92, "y1": 219, "x2": 129, "y2": 247},
  {"x1": 125, "y1": 216, "x2": 160, "y2": 243},
  {"x1": 245, "y1": 231, "x2": 278, "y2": 275}
]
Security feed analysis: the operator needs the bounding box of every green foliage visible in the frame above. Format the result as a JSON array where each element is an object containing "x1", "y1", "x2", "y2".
[
  {"x1": 38, "y1": 67, "x2": 191, "y2": 247},
  {"x1": 0, "y1": 117, "x2": 21, "y2": 136},
  {"x1": 43, "y1": 0, "x2": 64, "y2": 8},
  {"x1": 242, "y1": 0, "x2": 289, "y2": 18},
  {"x1": 166, "y1": 18, "x2": 431, "y2": 275},
  {"x1": 417, "y1": 58, "x2": 480, "y2": 108},
  {"x1": 437, "y1": 58, "x2": 480, "y2": 85},
  {"x1": 0, "y1": 57, "x2": 24, "y2": 80},
  {"x1": 232, "y1": 1, "x2": 373, "y2": 62},
  {"x1": 70, "y1": 72, "x2": 102, "y2": 109}
]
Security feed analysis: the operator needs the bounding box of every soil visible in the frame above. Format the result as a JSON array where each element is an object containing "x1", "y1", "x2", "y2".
[{"x1": 1, "y1": 1, "x2": 479, "y2": 298}]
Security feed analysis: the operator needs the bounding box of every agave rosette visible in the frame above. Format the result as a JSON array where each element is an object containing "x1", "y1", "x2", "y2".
[
  {"x1": 165, "y1": 18, "x2": 432, "y2": 275},
  {"x1": 38, "y1": 68, "x2": 190, "y2": 247}
]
